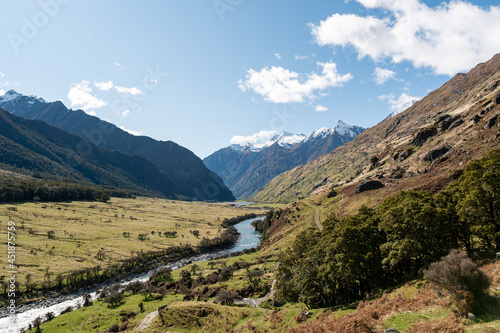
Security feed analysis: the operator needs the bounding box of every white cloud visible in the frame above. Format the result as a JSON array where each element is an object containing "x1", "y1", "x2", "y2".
[
  {"x1": 94, "y1": 80, "x2": 114, "y2": 91},
  {"x1": 230, "y1": 130, "x2": 279, "y2": 146},
  {"x1": 294, "y1": 55, "x2": 309, "y2": 60},
  {"x1": 67, "y1": 81, "x2": 107, "y2": 114},
  {"x1": 310, "y1": 0, "x2": 500, "y2": 75},
  {"x1": 238, "y1": 62, "x2": 353, "y2": 103},
  {"x1": 114, "y1": 62, "x2": 126, "y2": 71},
  {"x1": 379, "y1": 92, "x2": 420, "y2": 112},
  {"x1": 373, "y1": 67, "x2": 396, "y2": 85},
  {"x1": 119, "y1": 126, "x2": 142, "y2": 136},
  {"x1": 0, "y1": 90, "x2": 5, "y2": 96},
  {"x1": 0, "y1": 72, "x2": 4, "y2": 77},
  {"x1": 274, "y1": 53, "x2": 282, "y2": 60},
  {"x1": 315, "y1": 105, "x2": 328, "y2": 112},
  {"x1": 115, "y1": 86, "x2": 143, "y2": 96},
  {"x1": 120, "y1": 109, "x2": 130, "y2": 117}
]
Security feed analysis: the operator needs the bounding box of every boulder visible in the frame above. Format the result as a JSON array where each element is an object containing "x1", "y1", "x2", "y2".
[
  {"x1": 495, "y1": 91, "x2": 500, "y2": 105},
  {"x1": 448, "y1": 118, "x2": 464, "y2": 130},
  {"x1": 424, "y1": 146, "x2": 450, "y2": 162},
  {"x1": 412, "y1": 126, "x2": 437, "y2": 146},
  {"x1": 484, "y1": 115, "x2": 499, "y2": 130},
  {"x1": 471, "y1": 115, "x2": 482, "y2": 124},
  {"x1": 355, "y1": 180, "x2": 384, "y2": 194}
]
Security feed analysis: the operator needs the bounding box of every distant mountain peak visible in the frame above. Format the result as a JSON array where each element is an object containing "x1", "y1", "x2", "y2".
[
  {"x1": 310, "y1": 127, "x2": 334, "y2": 139},
  {"x1": 0, "y1": 89, "x2": 46, "y2": 104},
  {"x1": 334, "y1": 120, "x2": 362, "y2": 137}
]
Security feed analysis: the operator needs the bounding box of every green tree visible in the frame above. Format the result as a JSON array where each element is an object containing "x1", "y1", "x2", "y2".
[
  {"x1": 378, "y1": 190, "x2": 456, "y2": 278},
  {"x1": 454, "y1": 149, "x2": 500, "y2": 250}
]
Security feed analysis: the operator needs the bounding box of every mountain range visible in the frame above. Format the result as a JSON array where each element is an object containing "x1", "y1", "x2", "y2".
[
  {"x1": 203, "y1": 121, "x2": 365, "y2": 199},
  {"x1": 254, "y1": 53, "x2": 500, "y2": 207},
  {"x1": 0, "y1": 91, "x2": 234, "y2": 201}
]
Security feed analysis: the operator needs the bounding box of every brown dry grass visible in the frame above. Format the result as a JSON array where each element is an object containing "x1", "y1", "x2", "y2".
[{"x1": 290, "y1": 284, "x2": 457, "y2": 333}]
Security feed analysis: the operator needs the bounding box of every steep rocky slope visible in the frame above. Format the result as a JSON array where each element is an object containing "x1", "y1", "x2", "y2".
[{"x1": 254, "y1": 53, "x2": 500, "y2": 206}]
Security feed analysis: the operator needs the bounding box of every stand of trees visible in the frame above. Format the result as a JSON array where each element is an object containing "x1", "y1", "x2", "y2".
[
  {"x1": 275, "y1": 149, "x2": 500, "y2": 308},
  {"x1": 0, "y1": 178, "x2": 132, "y2": 203}
]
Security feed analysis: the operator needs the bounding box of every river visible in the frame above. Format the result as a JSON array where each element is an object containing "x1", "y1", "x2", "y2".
[{"x1": 0, "y1": 216, "x2": 263, "y2": 333}]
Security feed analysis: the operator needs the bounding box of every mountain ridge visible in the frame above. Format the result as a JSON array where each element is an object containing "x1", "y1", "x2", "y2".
[
  {"x1": 0, "y1": 91, "x2": 234, "y2": 201},
  {"x1": 0, "y1": 107, "x2": 179, "y2": 198},
  {"x1": 204, "y1": 121, "x2": 365, "y2": 198}
]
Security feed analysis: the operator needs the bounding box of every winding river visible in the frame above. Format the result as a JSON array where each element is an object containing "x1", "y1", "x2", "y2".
[{"x1": 0, "y1": 216, "x2": 263, "y2": 333}]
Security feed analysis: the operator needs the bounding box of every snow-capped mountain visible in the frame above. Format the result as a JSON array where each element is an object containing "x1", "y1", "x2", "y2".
[
  {"x1": 204, "y1": 120, "x2": 366, "y2": 199},
  {"x1": 231, "y1": 132, "x2": 307, "y2": 152}
]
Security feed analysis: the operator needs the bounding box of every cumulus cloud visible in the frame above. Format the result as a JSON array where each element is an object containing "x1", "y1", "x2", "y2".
[
  {"x1": 119, "y1": 126, "x2": 142, "y2": 136},
  {"x1": 67, "y1": 81, "x2": 107, "y2": 114},
  {"x1": 315, "y1": 105, "x2": 328, "y2": 112},
  {"x1": 115, "y1": 86, "x2": 143, "y2": 96},
  {"x1": 374, "y1": 67, "x2": 396, "y2": 85},
  {"x1": 120, "y1": 109, "x2": 130, "y2": 117},
  {"x1": 239, "y1": 62, "x2": 352, "y2": 103},
  {"x1": 94, "y1": 80, "x2": 114, "y2": 91},
  {"x1": 310, "y1": 0, "x2": 500, "y2": 75},
  {"x1": 0, "y1": 72, "x2": 4, "y2": 77},
  {"x1": 274, "y1": 53, "x2": 282, "y2": 60},
  {"x1": 0, "y1": 90, "x2": 5, "y2": 96},
  {"x1": 230, "y1": 130, "x2": 279, "y2": 146},
  {"x1": 379, "y1": 92, "x2": 420, "y2": 112}
]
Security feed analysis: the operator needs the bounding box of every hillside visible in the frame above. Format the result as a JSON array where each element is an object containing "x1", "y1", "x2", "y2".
[
  {"x1": 255, "y1": 53, "x2": 500, "y2": 205},
  {"x1": 0, "y1": 108, "x2": 178, "y2": 198},
  {"x1": 0, "y1": 92, "x2": 234, "y2": 201},
  {"x1": 204, "y1": 121, "x2": 365, "y2": 199}
]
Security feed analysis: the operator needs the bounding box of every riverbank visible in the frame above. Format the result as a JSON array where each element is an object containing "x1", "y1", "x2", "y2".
[{"x1": 0, "y1": 216, "x2": 264, "y2": 332}]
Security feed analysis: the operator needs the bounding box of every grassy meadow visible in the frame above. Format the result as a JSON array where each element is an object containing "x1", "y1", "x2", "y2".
[{"x1": 0, "y1": 197, "x2": 265, "y2": 284}]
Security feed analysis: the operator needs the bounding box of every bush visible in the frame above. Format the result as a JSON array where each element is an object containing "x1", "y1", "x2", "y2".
[
  {"x1": 108, "y1": 323, "x2": 120, "y2": 332},
  {"x1": 45, "y1": 312, "x2": 55, "y2": 321},
  {"x1": 105, "y1": 290, "x2": 124, "y2": 307},
  {"x1": 424, "y1": 250, "x2": 491, "y2": 314}
]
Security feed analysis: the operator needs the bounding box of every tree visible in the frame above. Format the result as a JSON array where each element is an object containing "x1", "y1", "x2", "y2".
[
  {"x1": 378, "y1": 191, "x2": 457, "y2": 278},
  {"x1": 190, "y1": 264, "x2": 200, "y2": 276},
  {"x1": 454, "y1": 149, "x2": 500, "y2": 250},
  {"x1": 215, "y1": 290, "x2": 239, "y2": 305}
]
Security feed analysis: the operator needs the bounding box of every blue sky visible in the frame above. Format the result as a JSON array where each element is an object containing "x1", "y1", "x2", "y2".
[{"x1": 1, "y1": 0, "x2": 499, "y2": 158}]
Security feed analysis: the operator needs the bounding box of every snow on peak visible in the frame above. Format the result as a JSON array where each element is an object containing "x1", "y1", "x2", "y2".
[
  {"x1": 0, "y1": 90, "x2": 46, "y2": 104},
  {"x1": 334, "y1": 120, "x2": 358, "y2": 137},
  {"x1": 0, "y1": 90, "x2": 21, "y2": 102},
  {"x1": 388, "y1": 99, "x2": 418, "y2": 118},
  {"x1": 230, "y1": 131, "x2": 306, "y2": 152},
  {"x1": 276, "y1": 132, "x2": 306, "y2": 148},
  {"x1": 310, "y1": 127, "x2": 334, "y2": 139}
]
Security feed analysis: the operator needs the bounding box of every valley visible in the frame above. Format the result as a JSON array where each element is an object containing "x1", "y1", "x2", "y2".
[{"x1": 1, "y1": 2, "x2": 500, "y2": 331}]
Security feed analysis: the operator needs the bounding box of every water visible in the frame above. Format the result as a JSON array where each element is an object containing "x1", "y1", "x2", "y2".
[{"x1": 0, "y1": 216, "x2": 263, "y2": 333}]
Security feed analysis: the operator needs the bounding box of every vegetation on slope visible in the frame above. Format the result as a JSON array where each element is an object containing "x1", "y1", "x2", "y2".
[{"x1": 275, "y1": 149, "x2": 500, "y2": 309}]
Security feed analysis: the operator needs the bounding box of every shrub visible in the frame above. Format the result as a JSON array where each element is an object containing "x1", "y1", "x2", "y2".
[
  {"x1": 424, "y1": 250, "x2": 490, "y2": 314},
  {"x1": 105, "y1": 289, "x2": 124, "y2": 307},
  {"x1": 108, "y1": 323, "x2": 120, "y2": 332},
  {"x1": 45, "y1": 312, "x2": 55, "y2": 321}
]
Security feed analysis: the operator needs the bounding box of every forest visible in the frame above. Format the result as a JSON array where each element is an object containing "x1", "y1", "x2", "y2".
[{"x1": 274, "y1": 149, "x2": 500, "y2": 309}]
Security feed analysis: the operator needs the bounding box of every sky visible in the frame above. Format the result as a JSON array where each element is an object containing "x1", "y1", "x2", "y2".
[{"x1": 1, "y1": 0, "x2": 500, "y2": 158}]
